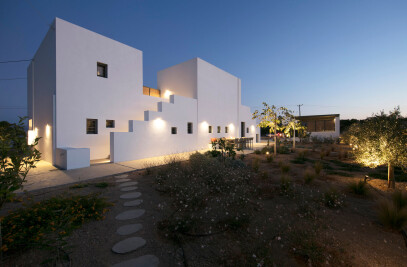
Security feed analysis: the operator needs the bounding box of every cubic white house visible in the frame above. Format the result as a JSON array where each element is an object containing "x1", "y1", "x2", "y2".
[{"x1": 27, "y1": 18, "x2": 260, "y2": 169}]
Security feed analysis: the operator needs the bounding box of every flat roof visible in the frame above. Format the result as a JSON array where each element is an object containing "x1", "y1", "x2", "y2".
[{"x1": 296, "y1": 114, "x2": 340, "y2": 120}]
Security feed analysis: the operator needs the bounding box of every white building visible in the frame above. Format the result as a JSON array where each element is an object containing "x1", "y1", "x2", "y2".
[
  {"x1": 297, "y1": 114, "x2": 340, "y2": 140},
  {"x1": 27, "y1": 18, "x2": 260, "y2": 169}
]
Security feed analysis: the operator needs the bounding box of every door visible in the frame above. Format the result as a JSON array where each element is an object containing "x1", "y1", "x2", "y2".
[{"x1": 241, "y1": 122, "x2": 245, "y2": 137}]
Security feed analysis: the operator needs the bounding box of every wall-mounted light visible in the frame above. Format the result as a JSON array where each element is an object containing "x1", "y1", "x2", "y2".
[
  {"x1": 153, "y1": 118, "x2": 166, "y2": 130},
  {"x1": 163, "y1": 90, "x2": 173, "y2": 99},
  {"x1": 46, "y1": 124, "x2": 51, "y2": 138},
  {"x1": 28, "y1": 129, "x2": 37, "y2": 145}
]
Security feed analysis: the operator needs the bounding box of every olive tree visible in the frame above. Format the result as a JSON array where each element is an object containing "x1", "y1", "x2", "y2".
[
  {"x1": 252, "y1": 102, "x2": 287, "y2": 156},
  {"x1": 281, "y1": 109, "x2": 306, "y2": 151},
  {"x1": 0, "y1": 118, "x2": 41, "y2": 258},
  {"x1": 347, "y1": 107, "x2": 407, "y2": 188}
]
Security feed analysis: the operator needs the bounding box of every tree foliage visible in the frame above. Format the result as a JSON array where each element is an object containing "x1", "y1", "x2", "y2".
[
  {"x1": 0, "y1": 118, "x2": 41, "y2": 208},
  {"x1": 346, "y1": 107, "x2": 407, "y2": 188}
]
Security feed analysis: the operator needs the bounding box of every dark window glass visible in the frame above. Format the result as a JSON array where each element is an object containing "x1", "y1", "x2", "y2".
[
  {"x1": 87, "y1": 119, "x2": 98, "y2": 134},
  {"x1": 106, "y1": 120, "x2": 115, "y2": 128},
  {"x1": 246, "y1": 127, "x2": 249, "y2": 133},
  {"x1": 187, "y1": 122, "x2": 193, "y2": 134},
  {"x1": 171, "y1": 127, "x2": 177, "y2": 134},
  {"x1": 97, "y1": 62, "x2": 107, "y2": 78},
  {"x1": 316, "y1": 120, "x2": 325, "y2": 132},
  {"x1": 217, "y1": 126, "x2": 221, "y2": 133},
  {"x1": 209, "y1": 126, "x2": 212, "y2": 133},
  {"x1": 324, "y1": 119, "x2": 335, "y2": 131},
  {"x1": 225, "y1": 126, "x2": 228, "y2": 133}
]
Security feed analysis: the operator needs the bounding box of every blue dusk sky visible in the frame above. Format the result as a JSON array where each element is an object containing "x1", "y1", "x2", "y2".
[{"x1": 1, "y1": 0, "x2": 407, "y2": 122}]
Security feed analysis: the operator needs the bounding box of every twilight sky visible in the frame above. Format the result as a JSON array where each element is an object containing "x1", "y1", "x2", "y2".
[{"x1": 1, "y1": 0, "x2": 407, "y2": 122}]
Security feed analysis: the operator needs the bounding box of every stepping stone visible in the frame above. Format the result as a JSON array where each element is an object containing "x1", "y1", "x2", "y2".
[
  {"x1": 124, "y1": 199, "x2": 143, "y2": 207},
  {"x1": 112, "y1": 255, "x2": 160, "y2": 267},
  {"x1": 117, "y1": 223, "x2": 143, "y2": 235},
  {"x1": 115, "y1": 174, "x2": 129, "y2": 179},
  {"x1": 120, "y1": 192, "x2": 141, "y2": 199},
  {"x1": 120, "y1": 186, "x2": 138, "y2": 192},
  {"x1": 115, "y1": 209, "x2": 145, "y2": 220},
  {"x1": 118, "y1": 181, "x2": 138, "y2": 187},
  {"x1": 111, "y1": 237, "x2": 146, "y2": 254},
  {"x1": 116, "y1": 179, "x2": 131, "y2": 183}
]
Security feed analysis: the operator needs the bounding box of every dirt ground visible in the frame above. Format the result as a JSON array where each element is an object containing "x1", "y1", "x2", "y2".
[{"x1": 2, "y1": 143, "x2": 407, "y2": 266}]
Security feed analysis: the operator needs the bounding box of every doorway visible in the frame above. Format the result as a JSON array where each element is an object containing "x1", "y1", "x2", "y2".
[{"x1": 241, "y1": 122, "x2": 245, "y2": 137}]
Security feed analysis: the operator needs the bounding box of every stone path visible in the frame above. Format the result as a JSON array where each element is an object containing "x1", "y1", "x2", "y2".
[{"x1": 111, "y1": 174, "x2": 160, "y2": 266}]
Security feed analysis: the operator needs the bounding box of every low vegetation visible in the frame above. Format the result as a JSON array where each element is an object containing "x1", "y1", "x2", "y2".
[{"x1": 378, "y1": 191, "x2": 407, "y2": 230}]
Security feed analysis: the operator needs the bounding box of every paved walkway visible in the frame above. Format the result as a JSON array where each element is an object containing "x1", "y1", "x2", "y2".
[{"x1": 23, "y1": 144, "x2": 266, "y2": 192}]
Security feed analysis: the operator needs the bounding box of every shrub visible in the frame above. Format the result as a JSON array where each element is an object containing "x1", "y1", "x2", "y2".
[
  {"x1": 291, "y1": 150, "x2": 307, "y2": 164},
  {"x1": 325, "y1": 149, "x2": 331, "y2": 157},
  {"x1": 314, "y1": 161, "x2": 323, "y2": 175},
  {"x1": 320, "y1": 151, "x2": 325, "y2": 160},
  {"x1": 304, "y1": 170, "x2": 315, "y2": 184},
  {"x1": 277, "y1": 146, "x2": 290, "y2": 154},
  {"x1": 69, "y1": 183, "x2": 88, "y2": 189},
  {"x1": 280, "y1": 175, "x2": 292, "y2": 195},
  {"x1": 1, "y1": 194, "x2": 111, "y2": 254},
  {"x1": 261, "y1": 146, "x2": 273, "y2": 154},
  {"x1": 378, "y1": 195, "x2": 407, "y2": 230},
  {"x1": 392, "y1": 190, "x2": 407, "y2": 210},
  {"x1": 280, "y1": 162, "x2": 290, "y2": 174},
  {"x1": 349, "y1": 180, "x2": 367, "y2": 195},
  {"x1": 260, "y1": 171, "x2": 268, "y2": 180},
  {"x1": 254, "y1": 150, "x2": 261, "y2": 155},
  {"x1": 266, "y1": 154, "x2": 273, "y2": 163},
  {"x1": 323, "y1": 188, "x2": 344, "y2": 209},
  {"x1": 94, "y1": 182, "x2": 109, "y2": 188},
  {"x1": 239, "y1": 154, "x2": 246, "y2": 161},
  {"x1": 205, "y1": 150, "x2": 222, "y2": 158},
  {"x1": 252, "y1": 158, "x2": 260, "y2": 173}
]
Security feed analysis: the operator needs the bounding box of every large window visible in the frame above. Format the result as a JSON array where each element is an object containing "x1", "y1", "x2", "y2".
[
  {"x1": 304, "y1": 119, "x2": 335, "y2": 132},
  {"x1": 97, "y1": 62, "x2": 107, "y2": 78},
  {"x1": 187, "y1": 122, "x2": 193, "y2": 134},
  {"x1": 87, "y1": 119, "x2": 98, "y2": 134},
  {"x1": 143, "y1": 86, "x2": 161, "y2": 97}
]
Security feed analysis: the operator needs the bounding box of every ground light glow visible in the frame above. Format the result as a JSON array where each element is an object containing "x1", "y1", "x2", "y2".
[{"x1": 163, "y1": 90, "x2": 173, "y2": 99}]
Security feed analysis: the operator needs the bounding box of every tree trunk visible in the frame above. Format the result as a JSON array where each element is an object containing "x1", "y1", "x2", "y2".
[
  {"x1": 388, "y1": 162, "x2": 395, "y2": 189},
  {"x1": 274, "y1": 123, "x2": 277, "y2": 156},
  {"x1": 293, "y1": 125, "x2": 296, "y2": 151}
]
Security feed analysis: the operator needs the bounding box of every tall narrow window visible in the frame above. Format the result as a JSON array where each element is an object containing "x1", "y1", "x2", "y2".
[
  {"x1": 97, "y1": 62, "x2": 108, "y2": 78},
  {"x1": 217, "y1": 126, "x2": 221, "y2": 133},
  {"x1": 246, "y1": 127, "x2": 249, "y2": 134},
  {"x1": 208, "y1": 126, "x2": 212, "y2": 133},
  {"x1": 106, "y1": 120, "x2": 115, "y2": 128},
  {"x1": 225, "y1": 126, "x2": 228, "y2": 133},
  {"x1": 87, "y1": 119, "x2": 98, "y2": 134},
  {"x1": 171, "y1": 127, "x2": 177, "y2": 134},
  {"x1": 187, "y1": 122, "x2": 193, "y2": 134}
]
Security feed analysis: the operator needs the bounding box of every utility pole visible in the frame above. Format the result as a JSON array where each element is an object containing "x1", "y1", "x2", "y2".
[{"x1": 297, "y1": 104, "x2": 303, "y2": 116}]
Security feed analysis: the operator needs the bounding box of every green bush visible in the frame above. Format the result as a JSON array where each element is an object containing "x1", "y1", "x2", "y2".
[
  {"x1": 349, "y1": 180, "x2": 367, "y2": 195},
  {"x1": 252, "y1": 158, "x2": 260, "y2": 173},
  {"x1": 239, "y1": 154, "x2": 246, "y2": 161},
  {"x1": 266, "y1": 154, "x2": 273, "y2": 163},
  {"x1": 1, "y1": 194, "x2": 111, "y2": 254},
  {"x1": 261, "y1": 146, "x2": 273, "y2": 154},
  {"x1": 314, "y1": 161, "x2": 323, "y2": 175},
  {"x1": 304, "y1": 170, "x2": 315, "y2": 184},
  {"x1": 280, "y1": 175, "x2": 292, "y2": 195},
  {"x1": 378, "y1": 192, "x2": 407, "y2": 230},
  {"x1": 205, "y1": 150, "x2": 222, "y2": 158},
  {"x1": 94, "y1": 182, "x2": 109, "y2": 188},
  {"x1": 69, "y1": 183, "x2": 88, "y2": 189},
  {"x1": 280, "y1": 162, "x2": 290, "y2": 174},
  {"x1": 254, "y1": 150, "x2": 261, "y2": 155},
  {"x1": 277, "y1": 146, "x2": 290, "y2": 154}
]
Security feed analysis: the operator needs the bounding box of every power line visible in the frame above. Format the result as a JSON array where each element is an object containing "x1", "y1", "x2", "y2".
[
  {"x1": 0, "y1": 107, "x2": 27, "y2": 109},
  {"x1": 0, "y1": 59, "x2": 32, "y2": 64},
  {"x1": 0, "y1": 77, "x2": 27, "y2": 81}
]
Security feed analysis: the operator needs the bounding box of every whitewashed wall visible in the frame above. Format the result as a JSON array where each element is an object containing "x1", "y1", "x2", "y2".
[{"x1": 27, "y1": 23, "x2": 56, "y2": 163}]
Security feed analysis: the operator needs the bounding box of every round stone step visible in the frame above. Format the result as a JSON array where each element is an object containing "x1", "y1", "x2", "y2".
[
  {"x1": 120, "y1": 192, "x2": 141, "y2": 199},
  {"x1": 118, "y1": 181, "x2": 138, "y2": 187},
  {"x1": 115, "y1": 174, "x2": 129, "y2": 179},
  {"x1": 120, "y1": 186, "x2": 138, "y2": 192},
  {"x1": 115, "y1": 209, "x2": 145, "y2": 220},
  {"x1": 112, "y1": 255, "x2": 160, "y2": 267},
  {"x1": 117, "y1": 223, "x2": 143, "y2": 235},
  {"x1": 111, "y1": 237, "x2": 146, "y2": 254},
  {"x1": 116, "y1": 179, "x2": 131, "y2": 183},
  {"x1": 123, "y1": 199, "x2": 143, "y2": 207}
]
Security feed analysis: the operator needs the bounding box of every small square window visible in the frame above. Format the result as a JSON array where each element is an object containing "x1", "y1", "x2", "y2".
[
  {"x1": 106, "y1": 120, "x2": 115, "y2": 128},
  {"x1": 97, "y1": 62, "x2": 108, "y2": 78},
  {"x1": 246, "y1": 127, "x2": 249, "y2": 133},
  {"x1": 208, "y1": 126, "x2": 212, "y2": 133},
  {"x1": 225, "y1": 126, "x2": 228, "y2": 133},
  {"x1": 187, "y1": 122, "x2": 193, "y2": 134},
  {"x1": 171, "y1": 127, "x2": 177, "y2": 134},
  {"x1": 217, "y1": 126, "x2": 221, "y2": 133},
  {"x1": 87, "y1": 119, "x2": 98, "y2": 134}
]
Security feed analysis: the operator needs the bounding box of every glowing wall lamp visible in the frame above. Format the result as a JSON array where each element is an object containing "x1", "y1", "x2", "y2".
[
  {"x1": 163, "y1": 90, "x2": 173, "y2": 99},
  {"x1": 28, "y1": 128, "x2": 38, "y2": 145},
  {"x1": 46, "y1": 124, "x2": 51, "y2": 138},
  {"x1": 153, "y1": 118, "x2": 166, "y2": 130}
]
